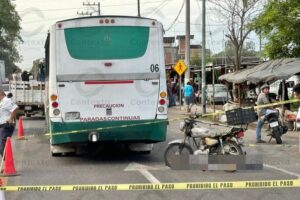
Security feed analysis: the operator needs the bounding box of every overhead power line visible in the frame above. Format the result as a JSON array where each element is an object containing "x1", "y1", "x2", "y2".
[
  {"x1": 165, "y1": 0, "x2": 185, "y2": 32},
  {"x1": 17, "y1": 0, "x2": 164, "y2": 13},
  {"x1": 77, "y1": 1, "x2": 101, "y2": 16},
  {"x1": 147, "y1": 0, "x2": 174, "y2": 17}
]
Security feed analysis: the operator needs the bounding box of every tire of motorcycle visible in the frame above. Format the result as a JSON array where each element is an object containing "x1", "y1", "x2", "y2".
[
  {"x1": 272, "y1": 127, "x2": 282, "y2": 144},
  {"x1": 216, "y1": 141, "x2": 243, "y2": 156},
  {"x1": 164, "y1": 143, "x2": 193, "y2": 167}
]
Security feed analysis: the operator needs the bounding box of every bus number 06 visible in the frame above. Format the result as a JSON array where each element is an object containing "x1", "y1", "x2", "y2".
[{"x1": 150, "y1": 64, "x2": 159, "y2": 72}]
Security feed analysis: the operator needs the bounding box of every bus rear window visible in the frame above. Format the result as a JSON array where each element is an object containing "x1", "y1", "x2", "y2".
[{"x1": 64, "y1": 26, "x2": 149, "y2": 60}]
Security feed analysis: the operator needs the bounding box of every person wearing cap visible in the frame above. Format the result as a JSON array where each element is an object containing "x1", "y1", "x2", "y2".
[
  {"x1": 0, "y1": 90, "x2": 18, "y2": 156},
  {"x1": 255, "y1": 84, "x2": 273, "y2": 143}
]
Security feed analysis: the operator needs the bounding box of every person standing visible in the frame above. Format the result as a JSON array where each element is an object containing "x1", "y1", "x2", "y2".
[
  {"x1": 0, "y1": 90, "x2": 18, "y2": 156},
  {"x1": 290, "y1": 83, "x2": 300, "y2": 153},
  {"x1": 167, "y1": 80, "x2": 173, "y2": 107},
  {"x1": 292, "y1": 83, "x2": 300, "y2": 126},
  {"x1": 184, "y1": 82, "x2": 194, "y2": 113},
  {"x1": 190, "y1": 79, "x2": 199, "y2": 104},
  {"x1": 255, "y1": 84, "x2": 273, "y2": 143},
  {"x1": 21, "y1": 71, "x2": 30, "y2": 82},
  {"x1": 12, "y1": 69, "x2": 19, "y2": 81},
  {"x1": 278, "y1": 81, "x2": 290, "y2": 110}
]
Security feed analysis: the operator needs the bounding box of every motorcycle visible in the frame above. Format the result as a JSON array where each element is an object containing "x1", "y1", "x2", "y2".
[
  {"x1": 164, "y1": 114, "x2": 246, "y2": 167},
  {"x1": 263, "y1": 109, "x2": 288, "y2": 144}
]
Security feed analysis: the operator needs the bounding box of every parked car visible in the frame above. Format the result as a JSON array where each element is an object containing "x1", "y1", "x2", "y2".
[{"x1": 206, "y1": 84, "x2": 229, "y2": 104}]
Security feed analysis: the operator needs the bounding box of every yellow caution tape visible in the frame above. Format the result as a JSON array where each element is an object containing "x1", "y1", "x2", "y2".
[
  {"x1": 0, "y1": 179, "x2": 299, "y2": 191},
  {"x1": 203, "y1": 99, "x2": 300, "y2": 117},
  {"x1": 25, "y1": 98, "x2": 299, "y2": 137},
  {"x1": 244, "y1": 144, "x2": 298, "y2": 147}
]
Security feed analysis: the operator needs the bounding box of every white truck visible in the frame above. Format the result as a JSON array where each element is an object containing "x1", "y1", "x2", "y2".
[{"x1": 9, "y1": 80, "x2": 45, "y2": 117}]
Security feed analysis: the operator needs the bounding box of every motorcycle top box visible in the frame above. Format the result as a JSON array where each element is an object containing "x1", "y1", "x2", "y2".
[{"x1": 225, "y1": 107, "x2": 257, "y2": 125}]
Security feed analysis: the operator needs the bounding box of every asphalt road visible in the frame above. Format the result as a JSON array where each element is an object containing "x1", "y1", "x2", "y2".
[{"x1": 5, "y1": 107, "x2": 300, "y2": 200}]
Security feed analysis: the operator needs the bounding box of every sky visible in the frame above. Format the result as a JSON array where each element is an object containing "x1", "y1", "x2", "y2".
[{"x1": 13, "y1": 0, "x2": 261, "y2": 70}]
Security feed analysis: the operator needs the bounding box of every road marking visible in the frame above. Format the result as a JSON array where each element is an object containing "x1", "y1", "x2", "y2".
[
  {"x1": 264, "y1": 164, "x2": 300, "y2": 178},
  {"x1": 124, "y1": 162, "x2": 162, "y2": 184},
  {"x1": 138, "y1": 170, "x2": 160, "y2": 184}
]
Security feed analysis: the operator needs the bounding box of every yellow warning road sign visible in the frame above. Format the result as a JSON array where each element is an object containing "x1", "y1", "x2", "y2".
[{"x1": 174, "y1": 60, "x2": 187, "y2": 76}]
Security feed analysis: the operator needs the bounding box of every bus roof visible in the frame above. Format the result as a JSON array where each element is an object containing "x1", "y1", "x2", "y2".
[{"x1": 56, "y1": 15, "x2": 158, "y2": 23}]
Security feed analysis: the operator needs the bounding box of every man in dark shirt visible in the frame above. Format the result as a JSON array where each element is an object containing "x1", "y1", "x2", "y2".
[{"x1": 21, "y1": 71, "x2": 30, "y2": 82}]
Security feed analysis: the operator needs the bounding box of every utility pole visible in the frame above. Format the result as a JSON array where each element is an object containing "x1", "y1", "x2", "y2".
[
  {"x1": 184, "y1": 0, "x2": 190, "y2": 84},
  {"x1": 259, "y1": 31, "x2": 262, "y2": 61},
  {"x1": 137, "y1": 0, "x2": 141, "y2": 17},
  {"x1": 97, "y1": 2, "x2": 100, "y2": 16},
  {"x1": 201, "y1": 0, "x2": 206, "y2": 114},
  {"x1": 78, "y1": 1, "x2": 101, "y2": 16}
]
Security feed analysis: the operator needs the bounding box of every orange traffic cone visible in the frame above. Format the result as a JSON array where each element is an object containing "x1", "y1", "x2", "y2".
[
  {"x1": 16, "y1": 116, "x2": 26, "y2": 140},
  {"x1": 2, "y1": 137, "x2": 17, "y2": 176}
]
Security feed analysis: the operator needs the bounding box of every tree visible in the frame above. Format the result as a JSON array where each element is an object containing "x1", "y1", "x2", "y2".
[
  {"x1": 211, "y1": 0, "x2": 260, "y2": 71},
  {"x1": 213, "y1": 40, "x2": 259, "y2": 59},
  {"x1": 0, "y1": 0, "x2": 22, "y2": 76},
  {"x1": 211, "y1": 0, "x2": 260, "y2": 102},
  {"x1": 253, "y1": 0, "x2": 300, "y2": 59}
]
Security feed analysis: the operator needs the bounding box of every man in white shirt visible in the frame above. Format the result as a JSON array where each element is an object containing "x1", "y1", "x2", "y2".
[{"x1": 0, "y1": 90, "x2": 18, "y2": 156}]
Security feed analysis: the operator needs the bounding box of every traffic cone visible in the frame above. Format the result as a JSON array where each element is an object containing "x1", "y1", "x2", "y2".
[
  {"x1": 16, "y1": 116, "x2": 26, "y2": 140},
  {"x1": 2, "y1": 138, "x2": 17, "y2": 176}
]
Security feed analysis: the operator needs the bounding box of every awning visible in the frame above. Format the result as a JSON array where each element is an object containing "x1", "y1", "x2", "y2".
[{"x1": 219, "y1": 58, "x2": 300, "y2": 84}]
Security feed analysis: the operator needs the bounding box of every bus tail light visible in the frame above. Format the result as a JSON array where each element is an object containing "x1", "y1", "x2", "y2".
[
  {"x1": 160, "y1": 91, "x2": 167, "y2": 98},
  {"x1": 158, "y1": 106, "x2": 165, "y2": 113},
  {"x1": 159, "y1": 99, "x2": 166, "y2": 105},
  {"x1": 53, "y1": 109, "x2": 60, "y2": 116},
  {"x1": 51, "y1": 95, "x2": 58, "y2": 101},
  {"x1": 52, "y1": 102, "x2": 59, "y2": 108}
]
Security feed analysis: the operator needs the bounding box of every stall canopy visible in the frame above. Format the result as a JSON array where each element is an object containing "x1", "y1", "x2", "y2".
[{"x1": 219, "y1": 58, "x2": 300, "y2": 84}]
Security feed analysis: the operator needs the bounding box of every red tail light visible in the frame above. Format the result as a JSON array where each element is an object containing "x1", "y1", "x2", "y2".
[
  {"x1": 52, "y1": 102, "x2": 59, "y2": 108},
  {"x1": 159, "y1": 99, "x2": 166, "y2": 105},
  {"x1": 236, "y1": 131, "x2": 244, "y2": 138}
]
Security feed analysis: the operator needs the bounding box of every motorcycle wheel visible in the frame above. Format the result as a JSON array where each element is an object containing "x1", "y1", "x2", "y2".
[
  {"x1": 216, "y1": 141, "x2": 243, "y2": 155},
  {"x1": 164, "y1": 143, "x2": 193, "y2": 167},
  {"x1": 272, "y1": 127, "x2": 282, "y2": 144}
]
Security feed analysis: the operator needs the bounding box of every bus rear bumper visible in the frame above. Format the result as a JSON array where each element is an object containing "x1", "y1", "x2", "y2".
[{"x1": 50, "y1": 119, "x2": 168, "y2": 145}]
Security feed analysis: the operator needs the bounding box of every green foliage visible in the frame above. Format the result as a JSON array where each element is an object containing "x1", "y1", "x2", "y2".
[
  {"x1": 213, "y1": 40, "x2": 259, "y2": 58},
  {"x1": 0, "y1": 0, "x2": 22, "y2": 75},
  {"x1": 253, "y1": 0, "x2": 300, "y2": 58},
  {"x1": 190, "y1": 56, "x2": 213, "y2": 66}
]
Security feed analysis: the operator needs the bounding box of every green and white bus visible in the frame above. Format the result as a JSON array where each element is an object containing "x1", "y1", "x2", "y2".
[{"x1": 44, "y1": 16, "x2": 168, "y2": 156}]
